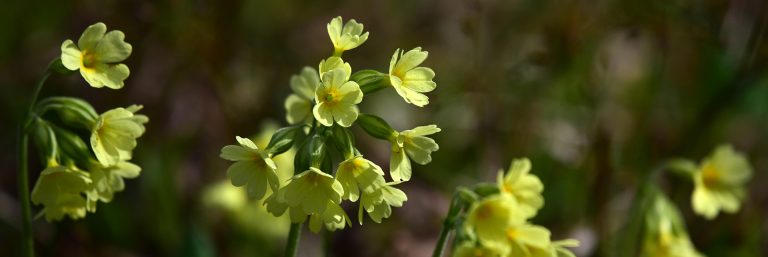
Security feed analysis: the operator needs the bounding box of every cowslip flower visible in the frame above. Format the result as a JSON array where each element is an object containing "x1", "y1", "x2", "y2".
[
  {"x1": 643, "y1": 193, "x2": 703, "y2": 257},
  {"x1": 220, "y1": 136, "x2": 280, "y2": 199},
  {"x1": 691, "y1": 144, "x2": 752, "y2": 219},
  {"x1": 313, "y1": 68, "x2": 363, "y2": 127},
  {"x1": 264, "y1": 191, "x2": 308, "y2": 223},
  {"x1": 502, "y1": 223, "x2": 553, "y2": 257},
  {"x1": 285, "y1": 67, "x2": 320, "y2": 124},
  {"x1": 361, "y1": 182, "x2": 407, "y2": 223},
  {"x1": 281, "y1": 167, "x2": 344, "y2": 216},
  {"x1": 336, "y1": 156, "x2": 385, "y2": 201},
  {"x1": 309, "y1": 202, "x2": 352, "y2": 233},
  {"x1": 465, "y1": 194, "x2": 525, "y2": 250},
  {"x1": 90, "y1": 105, "x2": 148, "y2": 166},
  {"x1": 31, "y1": 164, "x2": 92, "y2": 221},
  {"x1": 319, "y1": 57, "x2": 351, "y2": 81},
  {"x1": 327, "y1": 16, "x2": 369, "y2": 55},
  {"x1": 87, "y1": 161, "x2": 141, "y2": 203},
  {"x1": 389, "y1": 125, "x2": 441, "y2": 182},
  {"x1": 388, "y1": 47, "x2": 436, "y2": 107},
  {"x1": 61, "y1": 22, "x2": 132, "y2": 89},
  {"x1": 497, "y1": 158, "x2": 544, "y2": 218}
]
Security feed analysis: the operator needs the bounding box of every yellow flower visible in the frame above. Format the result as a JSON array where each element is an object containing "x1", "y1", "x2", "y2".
[
  {"x1": 87, "y1": 161, "x2": 141, "y2": 203},
  {"x1": 388, "y1": 47, "x2": 436, "y2": 107},
  {"x1": 90, "y1": 105, "x2": 148, "y2": 166},
  {"x1": 452, "y1": 243, "x2": 506, "y2": 257},
  {"x1": 285, "y1": 67, "x2": 320, "y2": 124},
  {"x1": 280, "y1": 167, "x2": 344, "y2": 215},
  {"x1": 360, "y1": 182, "x2": 407, "y2": 223},
  {"x1": 465, "y1": 194, "x2": 525, "y2": 250},
  {"x1": 327, "y1": 16, "x2": 369, "y2": 55},
  {"x1": 31, "y1": 165, "x2": 92, "y2": 221},
  {"x1": 497, "y1": 158, "x2": 544, "y2": 218},
  {"x1": 390, "y1": 125, "x2": 441, "y2": 181},
  {"x1": 319, "y1": 57, "x2": 352, "y2": 81},
  {"x1": 691, "y1": 144, "x2": 752, "y2": 219},
  {"x1": 220, "y1": 136, "x2": 280, "y2": 199},
  {"x1": 60, "y1": 22, "x2": 132, "y2": 89},
  {"x1": 503, "y1": 223, "x2": 553, "y2": 257},
  {"x1": 313, "y1": 68, "x2": 363, "y2": 127},
  {"x1": 549, "y1": 240, "x2": 580, "y2": 257},
  {"x1": 308, "y1": 201, "x2": 352, "y2": 233},
  {"x1": 643, "y1": 193, "x2": 703, "y2": 257},
  {"x1": 336, "y1": 156, "x2": 385, "y2": 201}
]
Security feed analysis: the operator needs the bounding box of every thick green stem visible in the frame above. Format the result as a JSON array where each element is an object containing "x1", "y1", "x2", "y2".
[
  {"x1": 284, "y1": 222, "x2": 303, "y2": 257},
  {"x1": 432, "y1": 192, "x2": 465, "y2": 257},
  {"x1": 18, "y1": 66, "x2": 53, "y2": 257}
]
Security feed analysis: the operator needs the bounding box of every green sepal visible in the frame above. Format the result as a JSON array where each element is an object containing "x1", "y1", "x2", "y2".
[
  {"x1": 351, "y1": 70, "x2": 389, "y2": 94},
  {"x1": 472, "y1": 183, "x2": 500, "y2": 198},
  {"x1": 294, "y1": 139, "x2": 311, "y2": 175},
  {"x1": 329, "y1": 125, "x2": 355, "y2": 159},
  {"x1": 357, "y1": 113, "x2": 396, "y2": 140},
  {"x1": 308, "y1": 134, "x2": 327, "y2": 169},
  {"x1": 30, "y1": 119, "x2": 58, "y2": 165},
  {"x1": 49, "y1": 58, "x2": 75, "y2": 75},
  {"x1": 49, "y1": 124, "x2": 94, "y2": 168},
  {"x1": 266, "y1": 124, "x2": 304, "y2": 155},
  {"x1": 35, "y1": 97, "x2": 98, "y2": 130}
]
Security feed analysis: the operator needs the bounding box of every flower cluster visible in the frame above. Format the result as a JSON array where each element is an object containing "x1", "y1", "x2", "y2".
[
  {"x1": 29, "y1": 23, "x2": 147, "y2": 221},
  {"x1": 452, "y1": 158, "x2": 579, "y2": 257},
  {"x1": 220, "y1": 16, "x2": 439, "y2": 233}
]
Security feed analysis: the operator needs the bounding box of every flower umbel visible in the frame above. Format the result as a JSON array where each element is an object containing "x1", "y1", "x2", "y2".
[
  {"x1": 390, "y1": 125, "x2": 441, "y2": 181},
  {"x1": 388, "y1": 47, "x2": 436, "y2": 107},
  {"x1": 61, "y1": 22, "x2": 132, "y2": 89},
  {"x1": 313, "y1": 68, "x2": 363, "y2": 127},
  {"x1": 691, "y1": 144, "x2": 752, "y2": 219},
  {"x1": 220, "y1": 136, "x2": 280, "y2": 200},
  {"x1": 90, "y1": 105, "x2": 148, "y2": 166}
]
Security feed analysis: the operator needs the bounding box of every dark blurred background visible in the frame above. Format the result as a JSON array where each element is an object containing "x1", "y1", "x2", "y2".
[{"x1": 1, "y1": 0, "x2": 768, "y2": 256}]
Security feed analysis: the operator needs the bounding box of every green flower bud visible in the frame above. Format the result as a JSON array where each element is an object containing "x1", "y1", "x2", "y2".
[
  {"x1": 357, "y1": 114, "x2": 396, "y2": 140},
  {"x1": 50, "y1": 124, "x2": 93, "y2": 167},
  {"x1": 30, "y1": 119, "x2": 58, "y2": 164},
  {"x1": 35, "y1": 97, "x2": 98, "y2": 130},
  {"x1": 330, "y1": 125, "x2": 355, "y2": 159},
  {"x1": 265, "y1": 125, "x2": 303, "y2": 155},
  {"x1": 308, "y1": 134, "x2": 327, "y2": 169},
  {"x1": 350, "y1": 70, "x2": 389, "y2": 94}
]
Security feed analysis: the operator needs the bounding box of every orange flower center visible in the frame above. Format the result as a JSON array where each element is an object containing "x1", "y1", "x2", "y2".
[{"x1": 81, "y1": 51, "x2": 97, "y2": 69}]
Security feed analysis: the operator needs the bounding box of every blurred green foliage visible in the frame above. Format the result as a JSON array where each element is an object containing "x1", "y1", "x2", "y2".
[{"x1": 1, "y1": 0, "x2": 767, "y2": 256}]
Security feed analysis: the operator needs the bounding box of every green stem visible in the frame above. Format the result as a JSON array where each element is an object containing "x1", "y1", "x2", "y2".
[
  {"x1": 18, "y1": 69, "x2": 51, "y2": 257},
  {"x1": 432, "y1": 191, "x2": 465, "y2": 257},
  {"x1": 284, "y1": 222, "x2": 303, "y2": 257}
]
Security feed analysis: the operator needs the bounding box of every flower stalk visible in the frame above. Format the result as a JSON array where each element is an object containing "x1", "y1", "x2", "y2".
[{"x1": 284, "y1": 222, "x2": 303, "y2": 257}]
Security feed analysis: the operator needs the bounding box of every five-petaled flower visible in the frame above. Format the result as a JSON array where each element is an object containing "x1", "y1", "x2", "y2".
[
  {"x1": 220, "y1": 136, "x2": 280, "y2": 200},
  {"x1": 389, "y1": 125, "x2": 441, "y2": 182},
  {"x1": 313, "y1": 68, "x2": 363, "y2": 127},
  {"x1": 61, "y1": 22, "x2": 132, "y2": 89},
  {"x1": 327, "y1": 16, "x2": 369, "y2": 55},
  {"x1": 388, "y1": 47, "x2": 436, "y2": 107},
  {"x1": 90, "y1": 105, "x2": 148, "y2": 166},
  {"x1": 691, "y1": 144, "x2": 752, "y2": 220}
]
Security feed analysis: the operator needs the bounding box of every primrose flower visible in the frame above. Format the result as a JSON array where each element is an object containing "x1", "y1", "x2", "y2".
[
  {"x1": 90, "y1": 105, "x2": 148, "y2": 166},
  {"x1": 336, "y1": 156, "x2": 385, "y2": 201},
  {"x1": 285, "y1": 67, "x2": 320, "y2": 124},
  {"x1": 31, "y1": 165, "x2": 92, "y2": 221},
  {"x1": 691, "y1": 144, "x2": 752, "y2": 219},
  {"x1": 327, "y1": 16, "x2": 369, "y2": 55},
  {"x1": 388, "y1": 47, "x2": 436, "y2": 107},
  {"x1": 643, "y1": 194, "x2": 703, "y2": 257},
  {"x1": 389, "y1": 125, "x2": 441, "y2": 182},
  {"x1": 87, "y1": 161, "x2": 141, "y2": 203},
  {"x1": 308, "y1": 202, "x2": 352, "y2": 233},
  {"x1": 319, "y1": 57, "x2": 352, "y2": 81},
  {"x1": 220, "y1": 136, "x2": 280, "y2": 199},
  {"x1": 360, "y1": 182, "x2": 407, "y2": 223},
  {"x1": 452, "y1": 243, "x2": 506, "y2": 257},
  {"x1": 502, "y1": 223, "x2": 553, "y2": 257},
  {"x1": 313, "y1": 68, "x2": 363, "y2": 127},
  {"x1": 61, "y1": 22, "x2": 132, "y2": 89},
  {"x1": 281, "y1": 167, "x2": 344, "y2": 215},
  {"x1": 497, "y1": 158, "x2": 544, "y2": 218},
  {"x1": 264, "y1": 192, "x2": 308, "y2": 223},
  {"x1": 465, "y1": 194, "x2": 525, "y2": 249}
]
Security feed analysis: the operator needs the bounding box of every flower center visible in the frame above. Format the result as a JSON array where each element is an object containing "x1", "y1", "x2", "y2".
[
  {"x1": 475, "y1": 204, "x2": 493, "y2": 220},
  {"x1": 701, "y1": 163, "x2": 720, "y2": 187},
  {"x1": 323, "y1": 88, "x2": 341, "y2": 104},
  {"x1": 81, "y1": 51, "x2": 97, "y2": 69},
  {"x1": 506, "y1": 227, "x2": 519, "y2": 241}
]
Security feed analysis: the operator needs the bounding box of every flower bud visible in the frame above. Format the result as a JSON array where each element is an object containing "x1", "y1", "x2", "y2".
[
  {"x1": 266, "y1": 124, "x2": 303, "y2": 155},
  {"x1": 30, "y1": 119, "x2": 58, "y2": 164},
  {"x1": 35, "y1": 97, "x2": 98, "y2": 130},
  {"x1": 351, "y1": 70, "x2": 388, "y2": 94},
  {"x1": 357, "y1": 114, "x2": 396, "y2": 140},
  {"x1": 50, "y1": 125, "x2": 93, "y2": 167},
  {"x1": 330, "y1": 125, "x2": 355, "y2": 158}
]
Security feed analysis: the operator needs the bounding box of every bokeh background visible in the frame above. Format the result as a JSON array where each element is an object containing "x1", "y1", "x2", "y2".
[{"x1": 2, "y1": 0, "x2": 768, "y2": 256}]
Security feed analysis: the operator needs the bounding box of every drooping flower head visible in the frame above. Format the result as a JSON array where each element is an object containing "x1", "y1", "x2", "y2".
[
  {"x1": 691, "y1": 144, "x2": 752, "y2": 219},
  {"x1": 220, "y1": 136, "x2": 280, "y2": 200},
  {"x1": 503, "y1": 223, "x2": 553, "y2": 257},
  {"x1": 280, "y1": 167, "x2": 344, "y2": 216},
  {"x1": 309, "y1": 201, "x2": 352, "y2": 233},
  {"x1": 285, "y1": 67, "x2": 320, "y2": 124},
  {"x1": 313, "y1": 68, "x2": 363, "y2": 127},
  {"x1": 336, "y1": 156, "x2": 385, "y2": 202},
  {"x1": 388, "y1": 47, "x2": 436, "y2": 107},
  {"x1": 61, "y1": 22, "x2": 132, "y2": 89},
  {"x1": 465, "y1": 194, "x2": 526, "y2": 250},
  {"x1": 389, "y1": 125, "x2": 441, "y2": 181},
  {"x1": 90, "y1": 105, "x2": 148, "y2": 166},
  {"x1": 327, "y1": 16, "x2": 369, "y2": 55},
  {"x1": 31, "y1": 164, "x2": 92, "y2": 221},
  {"x1": 87, "y1": 161, "x2": 141, "y2": 203},
  {"x1": 360, "y1": 182, "x2": 407, "y2": 224},
  {"x1": 643, "y1": 194, "x2": 703, "y2": 257},
  {"x1": 497, "y1": 158, "x2": 544, "y2": 218}
]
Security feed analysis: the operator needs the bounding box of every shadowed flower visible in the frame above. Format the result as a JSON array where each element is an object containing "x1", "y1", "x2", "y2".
[
  {"x1": 388, "y1": 47, "x2": 436, "y2": 107},
  {"x1": 90, "y1": 105, "x2": 148, "y2": 166},
  {"x1": 61, "y1": 22, "x2": 132, "y2": 89},
  {"x1": 643, "y1": 194, "x2": 703, "y2": 257},
  {"x1": 327, "y1": 16, "x2": 369, "y2": 55},
  {"x1": 87, "y1": 161, "x2": 141, "y2": 203},
  {"x1": 336, "y1": 156, "x2": 385, "y2": 202},
  {"x1": 31, "y1": 165, "x2": 92, "y2": 221},
  {"x1": 465, "y1": 194, "x2": 526, "y2": 251},
  {"x1": 309, "y1": 201, "x2": 352, "y2": 233},
  {"x1": 285, "y1": 67, "x2": 320, "y2": 124},
  {"x1": 360, "y1": 182, "x2": 407, "y2": 223},
  {"x1": 390, "y1": 125, "x2": 441, "y2": 181},
  {"x1": 313, "y1": 68, "x2": 363, "y2": 127},
  {"x1": 691, "y1": 144, "x2": 752, "y2": 219},
  {"x1": 319, "y1": 57, "x2": 352, "y2": 81},
  {"x1": 497, "y1": 158, "x2": 544, "y2": 218},
  {"x1": 280, "y1": 167, "x2": 344, "y2": 216},
  {"x1": 220, "y1": 136, "x2": 280, "y2": 199}
]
